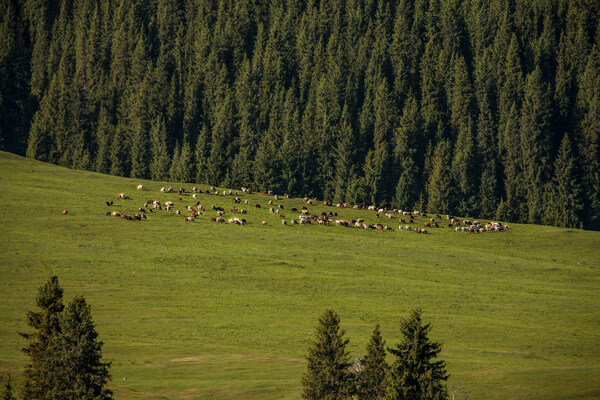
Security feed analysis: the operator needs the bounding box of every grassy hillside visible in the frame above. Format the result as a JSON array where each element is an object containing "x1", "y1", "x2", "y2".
[{"x1": 0, "y1": 151, "x2": 599, "y2": 399}]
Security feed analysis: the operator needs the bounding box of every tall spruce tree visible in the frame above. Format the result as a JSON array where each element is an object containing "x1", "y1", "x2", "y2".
[
  {"x1": 302, "y1": 309, "x2": 353, "y2": 400},
  {"x1": 543, "y1": 134, "x2": 583, "y2": 228},
  {"x1": 20, "y1": 275, "x2": 65, "y2": 400},
  {"x1": 386, "y1": 308, "x2": 449, "y2": 400},
  {"x1": 57, "y1": 296, "x2": 113, "y2": 400},
  {"x1": 427, "y1": 139, "x2": 454, "y2": 214},
  {"x1": 149, "y1": 115, "x2": 171, "y2": 181},
  {"x1": 356, "y1": 324, "x2": 389, "y2": 400},
  {"x1": 21, "y1": 277, "x2": 113, "y2": 399}
]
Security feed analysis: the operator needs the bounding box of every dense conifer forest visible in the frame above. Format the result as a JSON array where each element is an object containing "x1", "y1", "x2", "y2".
[{"x1": 1, "y1": 0, "x2": 599, "y2": 229}]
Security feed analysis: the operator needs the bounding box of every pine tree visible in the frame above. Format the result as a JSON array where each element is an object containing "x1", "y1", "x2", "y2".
[
  {"x1": 356, "y1": 324, "x2": 389, "y2": 400},
  {"x1": 109, "y1": 125, "x2": 128, "y2": 177},
  {"x1": 451, "y1": 118, "x2": 478, "y2": 217},
  {"x1": 427, "y1": 139, "x2": 454, "y2": 214},
  {"x1": 543, "y1": 134, "x2": 582, "y2": 228},
  {"x1": 520, "y1": 66, "x2": 553, "y2": 224},
  {"x1": 20, "y1": 276, "x2": 65, "y2": 400},
  {"x1": 386, "y1": 308, "x2": 449, "y2": 400},
  {"x1": 332, "y1": 105, "x2": 357, "y2": 203},
  {"x1": 302, "y1": 309, "x2": 353, "y2": 400},
  {"x1": 393, "y1": 93, "x2": 422, "y2": 210},
  {"x1": 149, "y1": 115, "x2": 171, "y2": 181},
  {"x1": 56, "y1": 295, "x2": 113, "y2": 400}
]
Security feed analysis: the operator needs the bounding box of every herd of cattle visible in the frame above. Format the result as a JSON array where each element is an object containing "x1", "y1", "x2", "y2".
[{"x1": 96, "y1": 184, "x2": 510, "y2": 235}]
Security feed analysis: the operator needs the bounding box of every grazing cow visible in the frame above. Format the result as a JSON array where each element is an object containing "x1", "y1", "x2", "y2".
[
  {"x1": 168, "y1": 187, "x2": 174, "y2": 192},
  {"x1": 231, "y1": 207, "x2": 238, "y2": 213},
  {"x1": 262, "y1": 221, "x2": 268, "y2": 226},
  {"x1": 424, "y1": 222, "x2": 431, "y2": 227},
  {"x1": 211, "y1": 186, "x2": 215, "y2": 191},
  {"x1": 106, "y1": 201, "x2": 112, "y2": 206},
  {"x1": 62, "y1": 209, "x2": 68, "y2": 215},
  {"x1": 193, "y1": 187, "x2": 198, "y2": 192},
  {"x1": 137, "y1": 184, "x2": 144, "y2": 190},
  {"x1": 160, "y1": 187, "x2": 166, "y2": 193},
  {"x1": 255, "y1": 203, "x2": 261, "y2": 208},
  {"x1": 245, "y1": 200, "x2": 249, "y2": 205},
  {"x1": 291, "y1": 219, "x2": 297, "y2": 224},
  {"x1": 176, "y1": 210, "x2": 181, "y2": 215},
  {"x1": 385, "y1": 226, "x2": 394, "y2": 231},
  {"x1": 282, "y1": 220, "x2": 287, "y2": 225},
  {"x1": 275, "y1": 195, "x2": 279, "y2": 200},
  {"x1": 398, "y1": 225, "x2": 404, "y2": 230},
  {"x1": 279, "y1": 214, "x2": 286, "y2": 219},
  {"x1": 193, "y1": 194, "x2": 197, "y2": 199},
  {"x1": 217, "y1": 211, "x2": 224, "y2": 216},
  {"x1": 290, "y1": 207, "x2": 297, "y2": 212},
  {"x1": 241, "y1": 209, "x2": 247, "y2": 214},
  {"x1": 376, "y1": 224, "x2": 384, "y2": 231}
]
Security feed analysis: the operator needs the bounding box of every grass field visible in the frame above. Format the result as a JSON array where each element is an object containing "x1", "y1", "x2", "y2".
[{"x1": 1, "y1": 151, "x2": 599, "y2": 399}]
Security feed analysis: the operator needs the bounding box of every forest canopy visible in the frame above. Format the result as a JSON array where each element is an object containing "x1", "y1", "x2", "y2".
[{"x1": 1, "y1": 0, "x2": 599, "y2": 229}]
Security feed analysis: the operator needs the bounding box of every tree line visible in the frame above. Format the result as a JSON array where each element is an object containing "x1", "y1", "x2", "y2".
[{"x1": 1, "y1": 0, "x2": 599, "y2": 229}]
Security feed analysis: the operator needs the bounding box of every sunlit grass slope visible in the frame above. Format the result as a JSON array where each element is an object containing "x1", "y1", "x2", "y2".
[{"x1": 1, "y1": 151, "x2": 599, "y2": 399}]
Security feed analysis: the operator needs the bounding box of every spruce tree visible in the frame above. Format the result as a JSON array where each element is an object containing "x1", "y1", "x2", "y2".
[
  {"x1": 543, "y1": 134, "x2": 583, "y2": 228},
  {"x1": 520, "y1": 66, "x2": 553, "y2": 224},
  {"x1": 149, "y1": 115, "x2": 170, "y2": 181},
  {"x1": 302, "y1": 309, "x2": 353, "y2": 400},
  {"x1": 386, "y1": 308, "x2": 448, "y2": 400},
  {"x1": 427, "y1": 139, "x2": 454, "y2": 214},
  {"x1": 20, "y1": 275, "x2": 65, "y2": 400},
  {"x1": 57, "y1": 295, "x2": 113, "y2": 400},
  {"x1": 357, "y1": 324, "x2": 389, "y2": 400},
  {"x1": 393, "y1": 93, "x2": 422, "y2": 210}
]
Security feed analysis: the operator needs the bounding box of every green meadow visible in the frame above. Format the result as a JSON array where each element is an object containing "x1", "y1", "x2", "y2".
[{"x1": 0, "y1": 151, "x2": 599, "y2": 399}]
